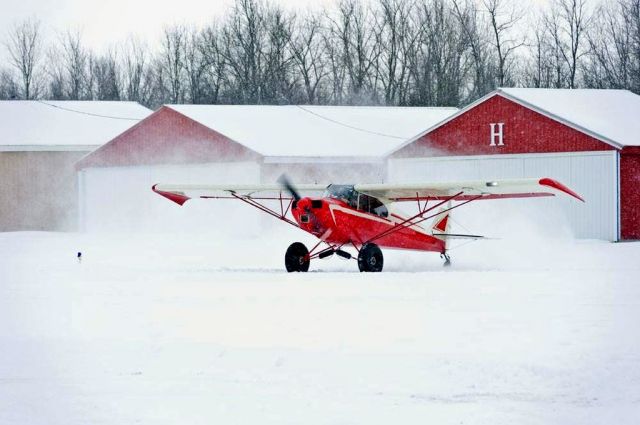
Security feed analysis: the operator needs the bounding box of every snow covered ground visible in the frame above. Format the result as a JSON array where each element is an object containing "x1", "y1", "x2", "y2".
[{"x1": 1, "y1": 229, "x2": 639, "y2": 424}]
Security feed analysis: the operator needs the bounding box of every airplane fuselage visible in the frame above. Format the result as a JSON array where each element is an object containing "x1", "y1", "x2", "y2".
[{"x1": 291, "y1": 197, "x2": 446, "y2": 253}]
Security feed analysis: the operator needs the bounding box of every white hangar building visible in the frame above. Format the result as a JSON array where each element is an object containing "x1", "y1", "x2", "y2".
[{"x1": 0, "y1": 101, "x2": 151, "y2": 231}]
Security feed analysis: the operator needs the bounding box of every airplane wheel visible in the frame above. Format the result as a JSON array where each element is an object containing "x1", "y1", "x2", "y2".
[
  {"x1": 285, "y1": 242, "x2": 310, "y2": 272},
  {"x1": 357, "y1": 243, "x2": 383, "y2": 272}
]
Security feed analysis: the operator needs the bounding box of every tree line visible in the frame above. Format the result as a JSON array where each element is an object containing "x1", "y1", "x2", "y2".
[{"x1": 2, "y1": 0, "x2": 639, "y2": 108}]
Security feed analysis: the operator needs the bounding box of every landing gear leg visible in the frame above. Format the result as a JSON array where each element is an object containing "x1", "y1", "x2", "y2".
[{"x1": 441, "y1": 252, "x2": 451, "y2": 267}]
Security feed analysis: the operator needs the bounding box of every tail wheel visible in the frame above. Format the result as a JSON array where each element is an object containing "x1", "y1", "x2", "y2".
[
  {"x1": 285, "y1": 242, "x2": 310, "y2": 272},
  {"x1": 357, "y1": 243, "x2": 383, "y2": 272}
]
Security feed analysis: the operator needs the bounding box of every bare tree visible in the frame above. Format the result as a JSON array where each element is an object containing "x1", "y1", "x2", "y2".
[
  {"x1": 545, "y1": 0, "x2": 590, "y2": 88},
  {"x1": 328, "y1": 0, "x2": 379, "y2": 104},
  {"x1": 44, "y1": 45, "x2": 66, "y2": 99},
  {"x1": 542, "y1": 11, "x2": 568, "y2": 87},
  {"x1": 160, "y1": 25, "x2": 187, "y2": 103},
  {"x1": 60, "y1": 30, "x2": 90, "y2": 99},
  {"x1": 453, "y1": 0, "x2": 495, "y2": 99},
  {"x1": 584, "y1": 0, "x2": 640, "y2": 93},
  {"x1": 0, "y1": 68, "x2": 20, "y2": 99},
  {"x1": 322, "y1": 35, "x2": 343, "y2": 103},
  {"x1": 407, "y1": 0, "x2": 469, "y2": 106},
  {"x1": 183, "y1": 27, "x2": 208, "y2": 104},
  {"x1": 222, "y1": 0, "x2": 268, "y2": 103},
  {"x1": 290, "y1": 13, "x2": 328, "y2": 104},
  {"x1": 372, "y1": 0, "x2": 414, "y2": 105},
  {"x1": 524, "y1": 18, "x2": 555, "y2": 88},
  {"x1": 262, "y1": 6, "x2": 296, "y2": 103},
  {"x1": 6, "y1": 0, "x2": 638, "y2": 106},
  {"x1": 91, "y1": 50, "x2": 121, "y2": 100},
  {"x1": 5, "y1": 18, "x2": 43, "y2": 99},
  {"x1": 200, "y1": 23, "x2": 228, "y2": 104},
  {"x1": 629, "y1": 0, "x2": 640, "y2": 93},
  {"x1": 121, "y1": 37, "x2": 152, "y2": 104},
  {"x1": 483, "y1": 0, "x2": 525, "y2": 87}
]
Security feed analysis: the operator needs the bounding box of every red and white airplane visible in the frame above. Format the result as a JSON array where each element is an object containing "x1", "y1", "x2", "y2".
[{"x1": 152, "y1": 176, "x2": 583, "y2": 272}]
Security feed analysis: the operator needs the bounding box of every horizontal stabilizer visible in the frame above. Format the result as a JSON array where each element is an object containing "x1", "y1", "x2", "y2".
[{"x1": 432, "y1": 233, "x2": 486, "y2": 240}]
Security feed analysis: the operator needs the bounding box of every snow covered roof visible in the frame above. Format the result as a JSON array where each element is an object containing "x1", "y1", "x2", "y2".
[
  {"x1": 499, "y1": 88, "x2": 640, "y2": 148},
  {"x1": 391, "y1": 88, "x2": 640, "y2": 154},
  {"x1": 167, "y1": 104, "x2": 458, "y2": 158},
  {"x1": 0, "y1": 101, "x2": 152, "y2": 151}
]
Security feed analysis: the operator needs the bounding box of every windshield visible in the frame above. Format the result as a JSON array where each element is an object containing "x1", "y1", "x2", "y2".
[{"x1": 324, "y1": 184, "x2": 358, "y2": 208}]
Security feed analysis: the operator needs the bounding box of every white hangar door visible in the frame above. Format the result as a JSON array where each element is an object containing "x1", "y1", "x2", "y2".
[
  {"x1": 388, "y1": 151, "x2": 618, "y2": 241},
  {"x1": 78, "y1": 162, "x2": 261, "y2": 233}
]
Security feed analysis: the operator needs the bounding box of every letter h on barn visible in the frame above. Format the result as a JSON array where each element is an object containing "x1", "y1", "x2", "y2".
[{"x1": 489, "y1": 123, "x2": 504, "y2": 146}]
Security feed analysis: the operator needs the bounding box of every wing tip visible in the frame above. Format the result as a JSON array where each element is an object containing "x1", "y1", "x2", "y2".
[
  {"x1": 538, "y1": 178, "x2": 585, "y2": 202},
  {"x1": 152, "y1": 184, "x2": 191, "y2": 206}
]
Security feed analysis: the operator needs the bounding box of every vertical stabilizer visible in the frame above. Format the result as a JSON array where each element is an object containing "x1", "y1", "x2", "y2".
[{"x1": 431, "y1": 205, "x2": 452, "y2": 250}]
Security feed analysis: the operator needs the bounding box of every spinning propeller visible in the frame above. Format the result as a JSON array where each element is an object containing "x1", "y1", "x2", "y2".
[
  {"x1": 278, "y1": 174, "x2": 321, "y2": 232},
  {"x1": 277, "y1": 174, "x2": 301, "y2": 202}
]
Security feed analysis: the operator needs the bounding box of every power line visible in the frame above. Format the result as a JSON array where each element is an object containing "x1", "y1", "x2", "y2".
[
  {"x1": 36, "y1": 100, "x2": 143, "y2": 121},
  {"x1": 294, "y1": 104, "x2": 406, "y2": 140}
]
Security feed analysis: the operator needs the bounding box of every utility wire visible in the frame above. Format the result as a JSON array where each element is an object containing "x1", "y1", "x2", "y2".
[
  {"x1": 294, "y1": 104, "x2": 406, "y2": 140},
  {"x1": 35, "y1": 100, "x2": 410, "y2": 135},
  {"x1": 36, "y1": 100, "x2": 143, "y2": 121}
]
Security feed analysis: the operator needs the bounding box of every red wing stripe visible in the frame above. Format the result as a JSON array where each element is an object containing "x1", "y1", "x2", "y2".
[
  {"x1": 539, "y1": 178, "x2": 585, "y2": 202},
  {"x1": 152, "y1": 184, "x2": 191, "y2": 206}
]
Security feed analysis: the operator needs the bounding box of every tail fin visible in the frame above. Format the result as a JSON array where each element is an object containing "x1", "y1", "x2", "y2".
[
  {"x1": 431, "y1": 207, "x2": 452, "y2": 251},
  {"x1": 431, "y1": 208, "x2": 486, "y2": 243},
  {"x1": 431, "y1": 209, "x2": 451, "y2": 235}
]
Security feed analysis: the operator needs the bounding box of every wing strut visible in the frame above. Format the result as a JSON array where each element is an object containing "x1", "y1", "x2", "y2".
[
  {"x1": 366, "y1": 191, "x2": 483, "y2": 245},
  {"x1": 230, "y1": 192, "x2": 300, "y2": 229}
]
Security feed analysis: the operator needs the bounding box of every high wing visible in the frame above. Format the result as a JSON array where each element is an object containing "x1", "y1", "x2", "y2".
[
  {"x1": 152, "y1": 183, "x2": 327, "y2": 205},
  {"x1": 354, "y1": 178, "x2": 584, "y2": 203}
]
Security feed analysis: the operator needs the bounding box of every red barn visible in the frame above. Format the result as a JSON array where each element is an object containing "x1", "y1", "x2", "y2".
[
  {"x1": 390, "y1": 88, "x2": 640, "y2": 241},
  {"x1": 76, "y1": 104, "x2": 456, "y2": 232}
]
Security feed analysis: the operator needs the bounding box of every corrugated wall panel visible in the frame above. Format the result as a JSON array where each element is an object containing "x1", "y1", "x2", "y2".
[
  {"x1": 0, "y1": 151, "x2": 87, "y2": 231},
  {"x1": 388, "y1": 152, "x2": 617, "y2": 241},
  {"x1": 79, "y1": 162, "x2": 260, "y2": 233}
]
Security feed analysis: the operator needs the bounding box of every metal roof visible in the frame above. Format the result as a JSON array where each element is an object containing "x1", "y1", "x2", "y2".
[
  {"x1": 167, "y1": 104, "x2": 458, "y2": 158},
  {"x1": 0, "y1": 100, "x2": 151, "y2": 150}
]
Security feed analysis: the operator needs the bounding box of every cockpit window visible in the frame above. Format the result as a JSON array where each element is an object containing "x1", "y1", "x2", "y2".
[
  {"x1": 358, "y1": 193, "x2": 389, "y2": 218},
  {"x1": 324, "y1": 184, "x2": 388, "y2": 218},
  {"x1": 324, "y1": 184, "x2": 358, "y2": 208}
]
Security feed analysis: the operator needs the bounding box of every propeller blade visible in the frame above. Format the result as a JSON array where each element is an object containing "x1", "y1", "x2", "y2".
[{"x1": 278, "y1": 174, "x2": 301, "y2": 201}]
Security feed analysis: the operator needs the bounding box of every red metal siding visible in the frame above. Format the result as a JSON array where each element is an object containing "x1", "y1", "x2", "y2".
[
  {"x1": 77, "y1": 106, "x2": 260, "y2": 169},
  {"x1": 393, "y1": 94, "x2": 614, "y2": 157},
  {"x1": 621, "y1": 152, "x2": 640, "y2": 239}
]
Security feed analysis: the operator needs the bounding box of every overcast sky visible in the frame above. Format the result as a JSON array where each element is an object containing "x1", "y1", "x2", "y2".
[
  {"x1": 2, "y1": 0, "x2": 551, "y2": 60},
  {"x1": 2, "y1": 0, "x2": 337, "y2": 55}
]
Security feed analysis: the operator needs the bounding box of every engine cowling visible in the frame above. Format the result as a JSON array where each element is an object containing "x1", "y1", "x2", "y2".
[{"x1": 292, "y1": 197, "x2": 327, "y2": 236}]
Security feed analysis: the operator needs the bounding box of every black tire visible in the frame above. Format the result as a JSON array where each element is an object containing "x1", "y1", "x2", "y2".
[
  {"x1": 285, "y1": 242, "x2": 310, "y2": 272},
  {"x1": 357, "y1": 243, "x2": 384, "y2": 272}
]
